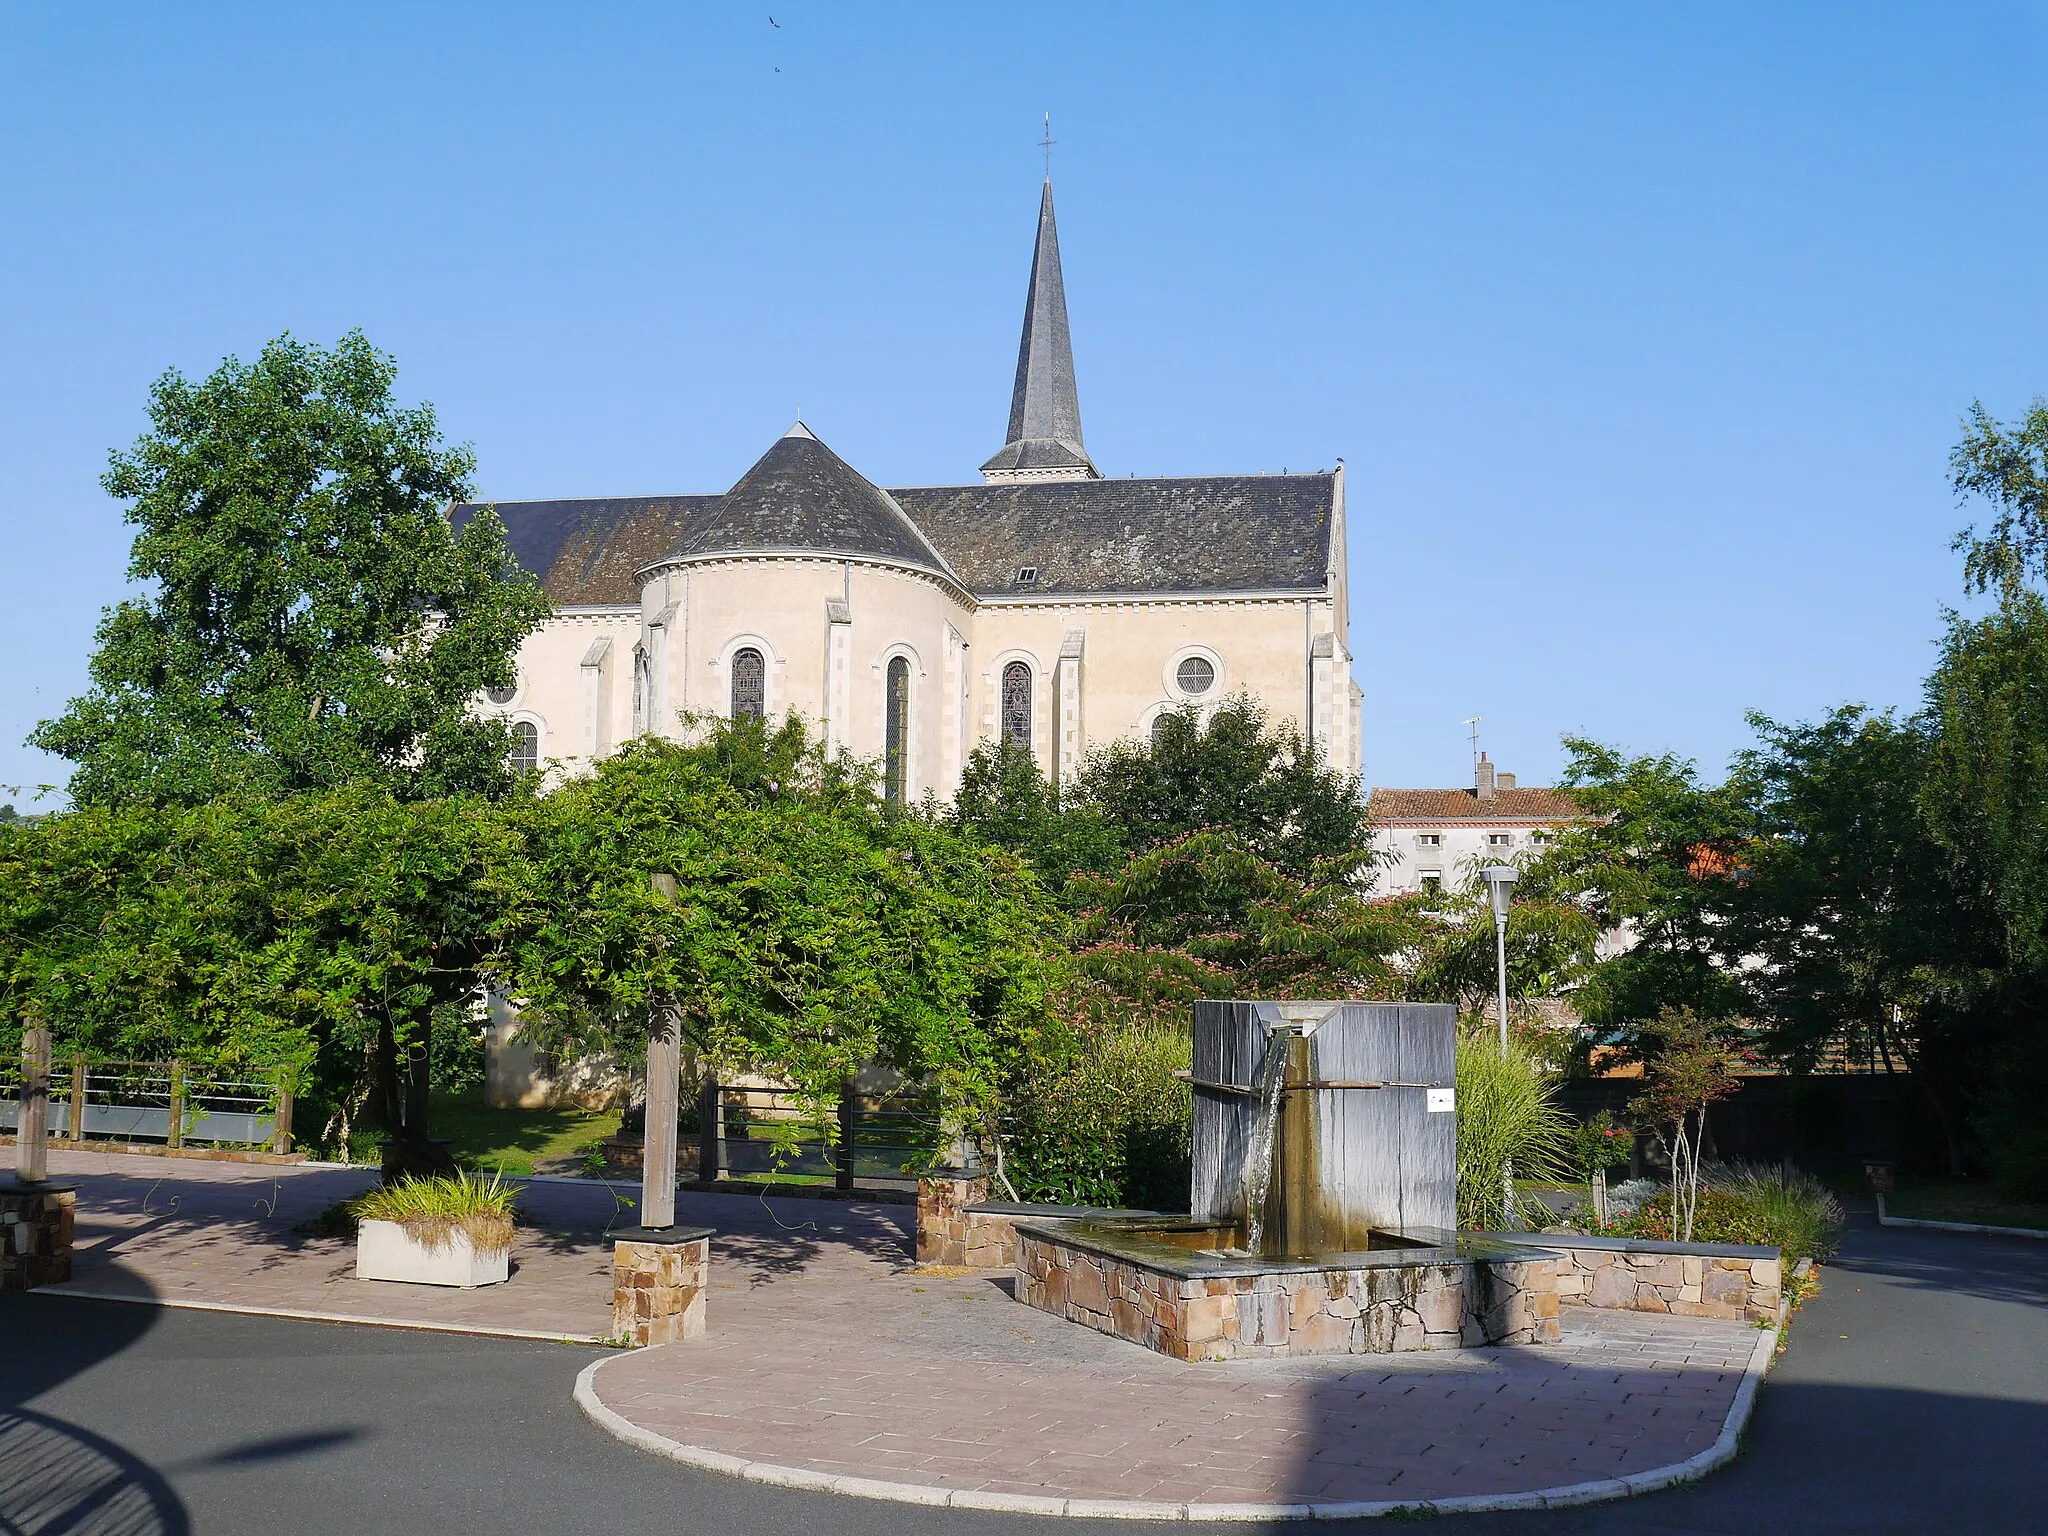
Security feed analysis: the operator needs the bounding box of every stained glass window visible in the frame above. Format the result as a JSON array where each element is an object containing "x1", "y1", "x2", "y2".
[
  {"x1": 731, "y1": 647, "x2": 766, "y2": 720},
  {"x1": 884, "y1": 657, "x2": 910, "y2": 806},
  {"x1": 1001, "y1": 661, "x2": 1033, "y2": 752}
]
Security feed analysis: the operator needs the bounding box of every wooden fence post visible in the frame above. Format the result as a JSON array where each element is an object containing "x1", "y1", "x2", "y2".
[
  {"x1": 698, "y1": 1073, "x2": 723, "y2": 1183},
  {"x1": 835, "y1": 1080, "x2": 857, "y2": 1193},
  {"x1": 166, "y1": 1060, "x2": 186, "y2": 1150},
  {"x1": 16, "y1": 1025, "x2": 51, "y2": 1184},
  {"x1": 67, "y1": 1055, "x2": 86, "y2": 1142},
  {"x1": 271, "y1": 1070, "x2": 294, "y2": 1155}
]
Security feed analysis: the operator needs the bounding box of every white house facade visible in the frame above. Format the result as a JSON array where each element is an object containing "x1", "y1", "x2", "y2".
[
  {"x1": 453, "y1": 178, "x2": 1361, "y2": 799},
  {"x1": 1366, "y1": 754, "x2": 1585, "y2": 898}
]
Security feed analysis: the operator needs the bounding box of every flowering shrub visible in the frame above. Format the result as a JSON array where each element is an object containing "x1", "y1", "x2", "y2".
[{"x1": 1564, "y1": 1110, "x2": 1632, "y2": 1182}]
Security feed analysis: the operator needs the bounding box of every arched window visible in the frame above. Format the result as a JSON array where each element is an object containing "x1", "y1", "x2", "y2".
[
  {"x1": 730, "y1": 647, "x2": 766, "y2": 720},
  {"x1": 1150, "y1": 713, "x2": 1173, "y2": 749},
  {"x1": 1001, "y1": 661, "x2": 1033, "y2": 753},
  {"x1": 884, "y1": 656, "x2": 910, "y2": 806},
  {"x1": 510, "y1": 720, "x2": 540, "y2": 773}
]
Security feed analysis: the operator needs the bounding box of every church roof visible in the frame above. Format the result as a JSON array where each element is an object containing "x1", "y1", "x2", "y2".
[
  {"x1": 982, "y1": 180, "x2": 1096, "y2": 480},
  {"x1": 455, "y1": 469, "x2": 1336, "y2": 606},
  {"x1": 897, "y1": 473, "x2": 1335, "y2": 596},
  {"x1": 658, "y1": 423, "x2": 958, "y2": 581}
]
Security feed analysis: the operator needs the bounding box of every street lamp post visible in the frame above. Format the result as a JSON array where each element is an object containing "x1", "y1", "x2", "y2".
[{"x1": 1478, "y1": 864, "x2": 1519, "y2": 1229}]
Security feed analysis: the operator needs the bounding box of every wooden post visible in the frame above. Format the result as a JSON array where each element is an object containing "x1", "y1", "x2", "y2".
[
  {"x1": 1591, "y1": 1165, "x2": 1609, "y2": 1228},
  {"x1": 642, "y1": 872, "x2": 683, "y2": 1230},
  {"x1": 67, "y1": 1055, "x2": 86, "y2": 1142},
  {"x1": 271, "y1": 1070, "x2": 294, "y2": 1155},
  {"x1": 16, "y1": 1026, "x2": 51, "y2": 1184},
  {"x1": 698, "y1": 1073, "x2": 723, "y2": 1183},
  {"x1": 166, "y1": 1060, "x2": 186, "y2": 1150},
  {"x1": 835, "y1": 1080, "x2": 857, "y2": 1193}
]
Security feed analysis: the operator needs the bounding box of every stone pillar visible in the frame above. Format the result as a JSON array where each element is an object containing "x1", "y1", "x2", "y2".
[
  {"x1": 916, "y1": 1173, "x2": 991, "y2": 1266},
  {"x1": 1056, "y1": 628, "x2": 1086, "y2": 786},
  {"x1": 611, "y1": 1226, "x2": 710, "y2": 1346},
  {"x1": 0, "y1": 1182, "x2": 76, "y2": 1292}
]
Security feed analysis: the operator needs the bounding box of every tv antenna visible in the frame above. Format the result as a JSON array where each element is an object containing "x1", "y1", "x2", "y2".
[{"x1": 1463, "y1": 716, "x2": 1482, "y2": 770}]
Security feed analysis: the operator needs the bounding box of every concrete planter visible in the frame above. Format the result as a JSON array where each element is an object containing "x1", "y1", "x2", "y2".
[{"x1": 355, "y1": 1218, "x2": 509, "y2": 1288}]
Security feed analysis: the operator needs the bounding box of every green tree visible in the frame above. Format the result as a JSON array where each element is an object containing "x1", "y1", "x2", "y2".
[
  {"x1": 33, "y1": 331, "x2": 550, "y2": 807},
  {"x1": 1072, "y1": 698, "x2": 1371, "y2": 878},
  {"x1": 951, "y1": 739, "x2": 1122, "y2": 892},
  {"x1": 1951, "y1": 398, "x2": 2048, "y2": 597},
  {"x1": 497, "y1": 720, "x2": 1062, "y2": 1135}
]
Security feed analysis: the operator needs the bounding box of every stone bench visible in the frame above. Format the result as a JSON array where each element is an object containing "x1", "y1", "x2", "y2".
[{"x1": 1516, "y1": 1234, "x2": 1782, "y2": 1323}]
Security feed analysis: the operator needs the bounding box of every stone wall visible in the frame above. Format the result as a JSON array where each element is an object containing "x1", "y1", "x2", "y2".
[
  {"x1": 1017, "y1": 1232, "x2": 1560, "y2": 1362},
  {"x1": 611, "y1": 1231, "x2": 709, "y2": 1347},
  {"x1": 1, "y1": 1183, "x2": 74, "y2": 1293},
  {"x1": 914, "y1": 1176, "x2": 992, "y2": 1266},
  {"x1": 1527, "y1": 1237, "x2": 1782, "y2": 1323}
]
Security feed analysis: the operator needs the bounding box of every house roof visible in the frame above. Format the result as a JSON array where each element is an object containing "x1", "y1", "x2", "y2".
[
  {"x1": 456, "y1": 467, "x2": 1337, "y2": 605},
  {"x1": 1368, "y1": 787, "x2": 1588, "y2": 823}
]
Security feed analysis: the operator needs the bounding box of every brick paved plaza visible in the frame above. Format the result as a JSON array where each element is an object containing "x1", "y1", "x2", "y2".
[{"x1": 33, "y1": 1149, "x2": 1759, "y2": 1509}]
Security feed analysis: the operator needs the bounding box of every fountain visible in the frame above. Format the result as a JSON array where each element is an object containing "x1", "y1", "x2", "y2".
[{"x1": 1013, "y1": 1001, "x2": 1560, "y2": 1359}]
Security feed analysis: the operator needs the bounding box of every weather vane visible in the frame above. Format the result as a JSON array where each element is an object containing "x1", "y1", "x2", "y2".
[{"x1": 1040, "y1": 111, "x2": 1055, "y2": 178}]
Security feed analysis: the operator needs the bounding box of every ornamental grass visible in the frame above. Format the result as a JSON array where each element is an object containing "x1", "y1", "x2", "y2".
[{"x1": 349, "y1": 1168, "x2": 518, "y2": 1256}]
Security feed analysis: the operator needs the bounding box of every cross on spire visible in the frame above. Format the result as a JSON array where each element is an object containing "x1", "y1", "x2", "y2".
[{"x1": 1040, "y1": 112, "x2": 1055, "y2": 179}]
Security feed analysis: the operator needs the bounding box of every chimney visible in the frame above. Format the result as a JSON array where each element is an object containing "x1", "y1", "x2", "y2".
[
  {"x1": 1475, "y1": 752, "x2": 1496, "y2": 801},
  {"x1": 1497, "y1": 771, "x2": 1517, "y2": 790}
]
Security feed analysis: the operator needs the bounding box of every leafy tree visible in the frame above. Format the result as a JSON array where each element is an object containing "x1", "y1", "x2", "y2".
[
  {"x1": 1072, "y1": 698, "x2": 1370, "y2": 878},
  {"x1": 497, "y1": 720, "x2": 1062, "y2": 1135},
  {"x1": 951, "y1": 740, "x2": 1122, "y2": 893},
  {"x1": 1951, "y1": 398, "x2": 2048, "y2": 597},
  {"x1": 33, "y1": 331, "x2": 550, "y2": 807},
  {"x1": 1518, "y1": 739, "x2": 1749, "y2": 1038}
]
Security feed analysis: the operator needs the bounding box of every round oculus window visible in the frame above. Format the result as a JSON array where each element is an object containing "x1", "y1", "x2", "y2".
[
  {"x1": 486, "y1": 684, "x2": 518, "y2": 705},
  {"x1": 1176, "y1": 656, "x2": 1216, "y2": 696}
]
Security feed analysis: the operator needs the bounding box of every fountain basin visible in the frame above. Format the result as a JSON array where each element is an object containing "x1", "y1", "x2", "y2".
[{"x1": 1015, "y1": 1214, "x2": 1561, "y2": 1361}]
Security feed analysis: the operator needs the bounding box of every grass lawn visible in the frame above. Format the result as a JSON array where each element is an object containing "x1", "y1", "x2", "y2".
[
  {"x1": 430, "y1": 1089, "x2": 621, "y2": 1177},
  {"x1": 1885, "y1": 1178, "x2": 2048, "y2": 1231}
]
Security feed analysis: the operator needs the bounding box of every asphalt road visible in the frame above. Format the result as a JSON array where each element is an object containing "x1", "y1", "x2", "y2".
[{"x1": 2, "y1": 1220, "x2": 2042, "y2": 1536}]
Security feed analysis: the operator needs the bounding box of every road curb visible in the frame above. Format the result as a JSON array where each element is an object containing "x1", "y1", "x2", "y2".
[
  {"x1": 38, "y1": 1286, "x2": 604, "y2": 1345},
  {"x1": 572, "y1": 1290, "x2": 1799, "y2": 1521},
  {"x1": 1875, "y1": 1194, "x2": 2048, "y2": 1240}
]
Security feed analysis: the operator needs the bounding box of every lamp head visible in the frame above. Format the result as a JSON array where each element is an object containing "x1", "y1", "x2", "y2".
[{"x1": 1478, "y1": 863, "x2": 1518, "y2": 921}]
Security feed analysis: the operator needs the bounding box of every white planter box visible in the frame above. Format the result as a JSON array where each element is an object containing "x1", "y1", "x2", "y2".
[{"x1": 355, "y1": 1218, "x2": 509, "y2": 1288}]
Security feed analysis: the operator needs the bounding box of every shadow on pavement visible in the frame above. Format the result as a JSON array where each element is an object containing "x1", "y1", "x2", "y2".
[{"x1": 1, "y1": 1265, "x2": 189, "y2": 1536}]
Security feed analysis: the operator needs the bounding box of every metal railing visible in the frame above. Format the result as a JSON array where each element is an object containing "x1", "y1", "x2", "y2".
[
  {"x1": 2, "y1": 1055, "x2": 292, "y2": 1152},
  {"x1": 696, "y1": 1081, "x2": 941, "y2": 1191}
]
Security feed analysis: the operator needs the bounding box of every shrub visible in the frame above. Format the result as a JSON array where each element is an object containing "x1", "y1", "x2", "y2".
[
  {"x1": 999, "y1": 1019, "x2": 1192, "y2": 1210},
  {"x1": 1564, "y1": 1110, "x2": 1632, "y2": 1182},
  {"x1": 1600, "y1": 1162, "x2": 1844, "y2": 1261},
  {"x1": 1456, "y1": 1031, "x2": 1569, "y2": 1230},
  {"x1": 350, "y1": 1169, "x2": 517, "y2": 1256}
]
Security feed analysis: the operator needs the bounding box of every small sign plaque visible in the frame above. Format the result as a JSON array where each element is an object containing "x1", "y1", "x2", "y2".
[{"x1": 1426, "y1": 1087, "x2": 1456, "y2": 1114}]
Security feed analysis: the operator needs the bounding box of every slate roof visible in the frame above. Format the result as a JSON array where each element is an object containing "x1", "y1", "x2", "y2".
[
  {"x1": 456, "y1": 465, "x2": 1337, "y2": 605},
  {"x1": 899, "y1": 473, "x2": 1334, "y2": 596},
  {"x1": 1367, "y1": 788, "x2": 1588, "y2": 822},
  {"x1": 662, "y1": 423, "x2": 957, "y2": 581},
  {"x1": 983, "y1": 179, "x2": 1095, "y2": 477},
  {"x1": 449, "y1": 495, "x2": 712, "y2": 607}
]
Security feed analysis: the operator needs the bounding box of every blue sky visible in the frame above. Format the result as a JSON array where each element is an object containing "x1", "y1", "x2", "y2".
[{"x1": 3, "y1": 4, "x2": 2044, "y2": 803}]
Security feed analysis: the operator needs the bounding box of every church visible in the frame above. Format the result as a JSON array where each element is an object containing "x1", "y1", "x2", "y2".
[{"x1": 456, "y1": 179, "x2": 1360, "y2": 801}]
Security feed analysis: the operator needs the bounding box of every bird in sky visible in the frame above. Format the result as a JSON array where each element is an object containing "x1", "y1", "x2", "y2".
[{"x1": 768, "y1": 15, "x2": 779, "y2": 25}]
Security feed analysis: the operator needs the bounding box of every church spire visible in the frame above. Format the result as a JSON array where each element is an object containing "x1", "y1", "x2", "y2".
[{"x1": 981, "y1": 178, "x2": 1099, "y2": 484}]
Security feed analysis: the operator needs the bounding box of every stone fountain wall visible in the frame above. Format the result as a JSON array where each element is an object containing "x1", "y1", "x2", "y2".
[{"x1": 1016, "y1": 1230, "x2": 1559, "y2": 1362}]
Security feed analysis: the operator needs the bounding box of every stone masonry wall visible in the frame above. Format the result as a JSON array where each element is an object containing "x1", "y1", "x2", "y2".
[
  {"x1": 1540, "y1": 1244, "x2": 1781, "y2": 1323},
  {"x1": 915, "y1": 1176, "x2": 993, "y2": 1266},
  {"x1": 1017, "y1": 1232, "x2": 1560, "y2": 1362},
  {"x1": 611, "y1": 1235, "x2": 708, "y2": 1347},
  {"x1": 1, "y1": 1185, "x2": 74, "y2": 1293}
]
